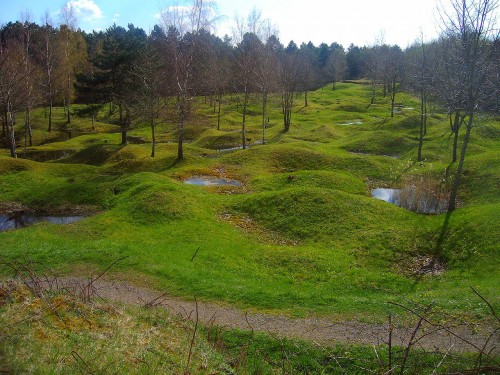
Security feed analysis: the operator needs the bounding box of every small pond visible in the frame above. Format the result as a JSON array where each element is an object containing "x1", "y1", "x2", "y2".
[
  {"x1": 340, "y1": 120, "x2": 363, "y2": 125},
  {"x1": 217, "y1": 140, "x2": 263, "y2": 152},
  {"x1": 372, "y1": 187, "x2": 447, "y2": 214},
  {"x1": 184, "y1": 177, "x2": 242, "y2": 187},
  {"x1": 25, "y1": 149, "x2": 74, "y2": 162},
  {"x1": 217, "y1": 146, "x2": 243, "y2": 152},
  {"x1": 0, "y1": 214, "x2": 85, "y2": 232}
]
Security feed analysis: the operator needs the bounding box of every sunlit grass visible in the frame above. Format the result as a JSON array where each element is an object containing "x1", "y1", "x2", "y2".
[{"x1": 0, "y1": 82, "x2": 498, "y2": 321}]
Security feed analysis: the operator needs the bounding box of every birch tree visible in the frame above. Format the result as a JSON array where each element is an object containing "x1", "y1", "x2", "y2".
[
  {"x1": 40, "y1": 12, "x2": 58, "y2": 132},
  {"x1": 160, "y1": 0, "x2": 217, "y2": 160},
  {"x1": 59, "y1": 4, "x2": 77, "y2": 124}
]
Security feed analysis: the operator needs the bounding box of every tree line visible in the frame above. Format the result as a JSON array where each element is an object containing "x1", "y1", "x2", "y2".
[{"x1": 1, "y1": 0, "x2": 498, "y2": 212}]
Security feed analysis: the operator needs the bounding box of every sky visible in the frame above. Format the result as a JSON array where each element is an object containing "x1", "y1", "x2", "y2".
[{"x1": 1, "y1": 0, "x2": 445, "y2": 48}]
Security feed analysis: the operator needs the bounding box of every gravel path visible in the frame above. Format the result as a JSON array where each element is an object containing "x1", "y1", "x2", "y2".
[{"x1": 50, "y1": 277, "x2": 499, "y2": 354}]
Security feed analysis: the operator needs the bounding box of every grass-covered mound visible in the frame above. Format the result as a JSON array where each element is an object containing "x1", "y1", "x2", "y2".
[
  {"x1": 250, "y1": 170, "x2": 367, "y2": 195},
  {"x1": 0, "y1": 82, "x2": 498, "y2": 322},
  {"x1": 193, "y1": 128, "x2": 243, "y2": 150},
  {"x1": 111, "y1": 172, "x2": 204, "y2": 224},
  {"x1": 341, "y1": 130, "x2": 414, "y2": 157},
  {"x1": 233, "y1": 187, "x2": 413, "y2": 245}
]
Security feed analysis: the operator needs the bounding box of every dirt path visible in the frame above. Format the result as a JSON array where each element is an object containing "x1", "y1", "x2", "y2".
[{"x1": 50, "y1": 277, "x2": 498, "y2": 354}]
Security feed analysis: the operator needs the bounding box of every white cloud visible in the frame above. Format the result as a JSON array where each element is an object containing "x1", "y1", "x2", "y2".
[{"x1": 66, "y1": 0, "x2": 104, "y2": 22}]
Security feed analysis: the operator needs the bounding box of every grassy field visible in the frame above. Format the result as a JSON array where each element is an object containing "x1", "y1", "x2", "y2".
[
  {"x1": 0, "y1": 82, "x2": 498, "y2": 324},
  {"x1": 2, "y1": 280, "x2": 486, "y2": 374}
]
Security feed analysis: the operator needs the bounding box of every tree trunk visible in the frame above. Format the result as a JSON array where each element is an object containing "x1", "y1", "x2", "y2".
[
  {"x1": 423, "y1": 102, "x2": 428, "y2": 136},
  {"x1": 390, "y1": 78, "x2": 397, "y2": 118},
  {"x1": 177, "y1": 96, "x2": 185, "y2": 160},
  {"x1": 304, "y1": 91, "x2": 308, "y2": 107},
  {"x1": 2, "y1": 108, "x2": 6, "y2": 143},
  {"x1": 66, "y1": 73, "x2": 71, "y2": 124},
  {"x1": 48, "y1": 96, "x2": 53, "y2": 132},
  {"x1": 121, "y1": 106, "x2": 129, "y2": 145},
  {"x1": 7, "y1": 107, "x2": 17, "y2": 158},
  {"x1": 448, "y1": 114, "x2": 473, "y2": 212},
  {"x1": 417, "y1": 92, "x2": 426, "y2": 162},
  {"x1": 262, "y1": 91, "x2": 267, "y2": 145},
  {"x1": 151, "y1": 116, "x2": 155, "y2": 158},
  {"x1": 370, "y1": 80, "x2": 376, "y2": 105},
  {"x1": 27, "y1": 108, "x2": 32, "y2": 146},
  {"x1": 119, "y1": 103, "x2": 123, "y2": 125},
  {"x1": 451, "y1": 112, "x2": 461, "y2": 163},
  {"x1": 121, "y1": 128, "x2": 127, "y2": 145},
  {"x1": 283, "y1": 91, "x2": 292, "y2": 132},
  {"x1": 217, "y1": 92, "x2": 222, "y2": 131},
  {"x1": 241, "y1": 90, "x2": 248, "y2": 149}
]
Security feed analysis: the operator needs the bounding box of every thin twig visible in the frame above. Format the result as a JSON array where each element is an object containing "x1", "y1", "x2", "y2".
[
  {"x1": 186, "y1": 296, "x2": 199, "y2": 372},
  {"x1": 82, "y1": 256, "x2": 128, "y2": 302},
  {"x1": 71, "y1": 351, "x2": 94, "y2": 374},
  {"x1": 470, "y1": 286, "x2": 500, "y2": 324},
  {"x1": 389, "y1": 301, "x2": 491, "y2": 357},
  {"x1": 190, "y1": 247, "x2": 200, "y2": 262},
  {"x1": 399, "y1": 303, "x2": 433, "y2": 375}
]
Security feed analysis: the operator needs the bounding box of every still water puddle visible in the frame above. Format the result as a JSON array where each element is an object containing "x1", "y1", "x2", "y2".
[
  {"x1": 0, "y1": 214, "x2": 85, "y2": 232},
  {"x1": 340, "y1": 120, "x2": 363, "y2": 125},
  {"x1": 372, "y1": 187, "x2": 447, "y2": 214},
  {"x1": 184, "y1": 177, "x2": 242, "y2": 187}
]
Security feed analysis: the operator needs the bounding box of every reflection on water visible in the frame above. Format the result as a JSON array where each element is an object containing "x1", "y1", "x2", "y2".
[
  {"x1": 372, "y1": 188, "x2": 399, "y2": 204},
  {"x1": 25, "y1": 150, "x2": 73, "y2": 162},
  {"x1": 0, "y1": 214, "x2": 85, "y2": 232},
  {"x1": 217, "y1": 140, "x2": 263, "y2": 152},
  {"x1": 184, "y1": 177, "x2": 242, "y2": 187},
  {"x1": 372, "y1": 187, "x2": 447, "y2": 214},
  {"x1": 340, "y1": 120, "x2": 363, "y2": 125}
]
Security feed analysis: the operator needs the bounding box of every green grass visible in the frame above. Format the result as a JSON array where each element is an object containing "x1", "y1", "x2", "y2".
[
  {"x1": 213, "y1": 329, "x2": 487, "y2": 374},
  {"x1": 3, "y1": 281, "x2": 493, "y2": 374},
  {"x1": 0, "y1": 282, "x2": 232, "y2": 374},
  {"x1": 0, "y1": 83, "x2": 498, "y2": 323}
]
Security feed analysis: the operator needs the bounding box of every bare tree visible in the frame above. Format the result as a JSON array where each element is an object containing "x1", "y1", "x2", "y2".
[
  {"x1": 387, "y1": 45, "x2": 404, "y2": 117},
  {"x1": 406, "y1": 33, "x2": 432, "y2": 162},
  {"x1": 233, "y1": 32, "x2": 260, "y2": 149},
  {"x1": 256, "y1": 36, "x2": 280, "y2": 144},
  {"x1": 327, "y1": 43, "x2": 347, "y2": 91},
  {"x1": 160, "y1": 0, "x2": 217, "y2": 160},
  {"x1": 279, "y1": 43, "x2": 301, "y2": 133},
  {"x1": 232, "y1": 8, "x2": 278, "y2": 146},
  {"x1": 0, "y1": 32, "x2": 24, "y2": 157},
  {"x1": 40, "y1": 12, "x2": 58, "y2": 132},
  {"x1": 20, "y1": 11, "x2": 36, "y2": 152},
  {"x1": 130, "y1": 45, "x2": 168, "y2": 157},
  {"x1": 59, "y1": 3, "x2": 77, "y2": 124},
  {"x1": 366, "y1": 46, "x2": 382, "y2": 105},
  {"x1": 438, "y1": 0, "x2": 499, "y2": 212},
  {"x1": 213, "y1": 42, "x2": 232, "y2": 131}
]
